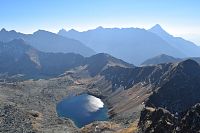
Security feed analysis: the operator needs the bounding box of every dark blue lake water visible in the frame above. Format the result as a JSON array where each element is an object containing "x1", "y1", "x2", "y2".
[{"x1": 56, "y1": 94, "x2": 108, "y2": 128}]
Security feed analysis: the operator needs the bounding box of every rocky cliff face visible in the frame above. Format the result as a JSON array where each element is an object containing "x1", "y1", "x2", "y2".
[
  {"x1": 139, "y1": 107, "x2": 177, "y2": 133},
  {"x1": 179, "y1": 103, "x2": 200, "y2": 132},
  {"x1": 146, "y1": 59, "x2": 200, "y2": 114},
  {"x1": 101, "y1": 63, "x2": 172, "y2": 91},
  {"x1": 138, "y1": 60, "x2": 200, "y2": 133},
  {"x1": 139, "y1": 103, "x2": 200, "y2": 133},
  {"x1": 97, "y1": 59, "x2": 200, "y2": 132}
]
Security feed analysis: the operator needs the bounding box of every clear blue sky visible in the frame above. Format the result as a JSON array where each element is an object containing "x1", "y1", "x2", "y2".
[{"x1": 0, "y1": 0, "x2": 200, "y2": 45}]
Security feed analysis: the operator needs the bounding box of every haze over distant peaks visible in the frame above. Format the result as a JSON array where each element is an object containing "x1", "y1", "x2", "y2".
[
  {"x1": 149, "y1": 24, "x2": 172, "y2": 38},
  {"x1": 1, "y1": 25, "x2": 200, "y2": 65},
  {"x1": 141, "y1": 53, "x2": 200, "y2": 66},
  {"x1": 0, "y1": 28, "x2": 95, "y2": 57},
  {"x1": 141, "y1": 54, "x2": 182, "y2": 65},
  {"x1": 58, "y1": 24, "x2": 200, "y2": 65},
  {"x1": 149, "y1": 24, "x2": 200, "y2": 57},
  {"x1": 58, "y1": 25, "x2": 199, "y2": 65}
]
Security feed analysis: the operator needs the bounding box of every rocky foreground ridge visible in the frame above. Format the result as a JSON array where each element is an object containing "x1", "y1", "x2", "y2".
[{"x1": 139, "y1": 103, "x2": 200, "y2": 133}]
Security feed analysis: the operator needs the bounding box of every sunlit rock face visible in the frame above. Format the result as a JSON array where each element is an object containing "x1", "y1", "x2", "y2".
[{"x1": 56, "y1": 94, "x2": 108, "y2": 128}]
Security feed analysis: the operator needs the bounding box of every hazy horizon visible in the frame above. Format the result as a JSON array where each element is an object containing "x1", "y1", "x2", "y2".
[{"x1": 1, "y1": 24, "x2": 200, "y2": 46}]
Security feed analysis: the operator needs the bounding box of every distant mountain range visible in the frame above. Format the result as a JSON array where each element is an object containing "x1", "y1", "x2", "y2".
[
  {"x1": 58, "y1": 25, "x2": 200, "y2": 65},
  {"x1": 1, "y1": 25, "x2": 200, "y2": 66},
  {"x1": 141, "y1": 54, "x2": 200, "y2": 65},
  {"x1": 0, "y1": 39, "x2": 132, "y2": 80},
  {"x1": 149, "y1": 24, "x2": 200, "y2": 57},
  {"x1": 0, "y1": 28, "x2": 95, "y2": 57},
  {"x1": 141, "y1": 54, "x2": 182, "y2": 65}
]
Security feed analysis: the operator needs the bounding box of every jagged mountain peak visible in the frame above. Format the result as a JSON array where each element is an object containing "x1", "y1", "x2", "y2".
[
  {"x1": 59, "y1": 28, "x2": 78, "y2": 34},
  {"x1": 96, "y1": 26, "x2": 104, "y2": 30},
  {"x1": 141, "y1": 54, "x2": 181, "y2": 66},
  {"x1": 88, "y1": 53, "x2": 133, "y2": 67},
  {"x1": 152, "y1": 54, "x2": 177, "y2": 60},
  {"x1": 174, "y1": 59, "x2": 200, "y2": 75},
  {"x1": 68, "y1": 29, "x2": 78, "y2": 32},
  {"x1": 59, "y1": 28, "x2": 67, "y2": 32},
  {"x1": 90, "y1": 53, "x2": 112, "y2": 58},
  {"x1": 58, "y1": 29, "x2": 79, "y2": 37},
  {"x1": 150, "y1": 24, "x2": 163, "y2": 30},
  {"x1": 0, "y1": 28, "x2": 17, "y2": 34},
  {"x1": 149, "y1": 24, "x2": 171, "y2": 37},
  {"x1": 149, "y1": 24, "x2": 200, "y2": 57},
  {"x1": 33, "y1": 29, "x2": 53, "y2": 35},
  {"x1": 1, "y1": 28, "x2": 7, "y2": 32},
  {"x1": 160, "y1": 59, "x2": 200, "y2": 81},
  {"x1": 178, "y1": 59, "x2": 199, "y2": 67},
  {"x1": 85, "y1": 53, "x2": 134, "y2": 76},
  {"x1": 157, "y1": 53, "x2": 172, "y2": 58}
]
